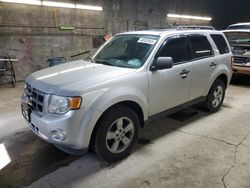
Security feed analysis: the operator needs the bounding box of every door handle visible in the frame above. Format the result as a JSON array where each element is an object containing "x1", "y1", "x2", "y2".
[
  {"x1": 180, "y1": 69, "x2": 190, "y2": 79},
  {"x1": 210, "y1": 62, "x2": 217, "y2": 67},
  {"x1": 180, "y1": 69, "x2": 190, "y2": 75}
]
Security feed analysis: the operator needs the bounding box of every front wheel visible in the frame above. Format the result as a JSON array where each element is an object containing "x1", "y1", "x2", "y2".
[
  {"x1": 93, "y1": 105, "x2": 139, "y2": 162},
  {"x1": 204, "y1": 79, "x2": 226, "y2": 113}
]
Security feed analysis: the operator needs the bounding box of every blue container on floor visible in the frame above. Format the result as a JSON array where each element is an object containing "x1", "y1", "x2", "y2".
[{"x1": 47, "y1": 57, "x2": 66, "y2": 67}]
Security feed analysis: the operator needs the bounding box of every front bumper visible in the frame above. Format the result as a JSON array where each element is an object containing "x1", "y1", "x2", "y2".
[
  {"x1": 232, "y1": 64, "x2": 250, "y2": 75},
  {"x1": 232, "y1": 55, "x2": 250, "y2": 75},
  {"x1": 21, "y1": 96, "x2": 102, "y2": 149}
]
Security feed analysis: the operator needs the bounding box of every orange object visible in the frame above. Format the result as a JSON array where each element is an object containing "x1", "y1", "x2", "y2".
[
  {"x1": 70, "y1": 97, "x2": 82, "y2": 109},
  {"x1": 104, "y1": 34, "x2": 111, "y2": 41}
]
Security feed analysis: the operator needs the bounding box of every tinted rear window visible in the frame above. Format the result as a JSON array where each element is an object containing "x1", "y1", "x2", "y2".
[
  {"x1": 189, "y1": 35, "x2": 213, "y2": 59},
  {"x1": 211, "y1": 34, "x2": 229, "y2": 54}
]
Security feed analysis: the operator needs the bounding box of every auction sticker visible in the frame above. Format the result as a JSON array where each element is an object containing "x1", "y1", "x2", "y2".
[{"x1": 137, "y1": 38, "x2": 157, "y2": 45}]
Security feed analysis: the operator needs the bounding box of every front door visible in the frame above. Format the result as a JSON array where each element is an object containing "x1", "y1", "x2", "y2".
[{"x1": 148, "y1": 35, "x2": 192, "y2": 116}]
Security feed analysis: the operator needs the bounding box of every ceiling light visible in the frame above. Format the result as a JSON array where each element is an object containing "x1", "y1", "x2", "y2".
[
  {"x1": 167, "y1": 14, "x2": 212, "y2": 21},
  {"x1": 76, "y1": 4, "x2": 103, "y2": 11},
  {"x1": 0, "y1": 0, "x2": 41, "y2": 5},
  {"x1": 0, "y1": 0, "x2": 103, "y2": 11},
  {"x1": 42, "y1": 1, "x2": 75, "y2": 8}
]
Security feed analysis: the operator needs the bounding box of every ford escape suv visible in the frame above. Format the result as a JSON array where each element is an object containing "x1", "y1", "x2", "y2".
[{"x1": 21, "y1": 29, "x2": 233, "y2": 162}]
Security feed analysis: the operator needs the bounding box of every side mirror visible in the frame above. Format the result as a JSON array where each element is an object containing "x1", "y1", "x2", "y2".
[{"x1": 150, "y1": 57, "x2": 173, "y2": 71}]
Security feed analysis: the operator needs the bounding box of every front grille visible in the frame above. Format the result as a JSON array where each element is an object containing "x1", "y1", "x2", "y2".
[
  {"x1": 234, "y1": 55, "x2": 250, "y2": 65},
  {"x1": 24, "y1": 84, "x2": 45, "y2": 114}
]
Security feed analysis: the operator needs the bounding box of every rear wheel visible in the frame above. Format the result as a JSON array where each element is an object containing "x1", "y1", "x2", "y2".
[
  {"x1": 93, "y1": 105, "x2": 139, "y2": 162},
  {"x1": 204, "y1": 79, "x2": 226, "y2": 112}
]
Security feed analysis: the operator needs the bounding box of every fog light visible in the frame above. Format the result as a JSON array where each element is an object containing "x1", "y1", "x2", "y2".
[{"x1": 51, "y1": 129, "x2": 66, "y2": 141}]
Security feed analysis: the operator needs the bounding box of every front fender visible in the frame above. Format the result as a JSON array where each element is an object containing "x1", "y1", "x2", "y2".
[
  {"x1": 90, "y1": 87, "x2": 148, "y2": 120},
  {"x1": 77, "y1": 87, "x2": 148, "y2": 148}
]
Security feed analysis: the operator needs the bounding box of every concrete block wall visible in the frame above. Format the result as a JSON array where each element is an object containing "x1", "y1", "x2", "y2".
[
  {"x1": 0, "y1": 2, "x2": 105, "y2": 80},
  {"x1": 0, "y1": 0, "x2": 249, "y2": 81}
]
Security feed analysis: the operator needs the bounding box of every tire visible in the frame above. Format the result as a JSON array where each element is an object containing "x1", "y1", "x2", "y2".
[
  {"x1": 204, "y1": 79, "x2": 226, "y2": 113},
  {"x1": 93, "y1": 105, "x2": 139, "y2": 162}
]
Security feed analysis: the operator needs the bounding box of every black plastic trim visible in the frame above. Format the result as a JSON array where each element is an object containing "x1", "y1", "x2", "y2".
[{"x1": 145, "y1": 97, "x2": 206, "y2": 125}]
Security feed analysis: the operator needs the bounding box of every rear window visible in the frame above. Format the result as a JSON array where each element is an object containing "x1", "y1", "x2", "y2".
[
  {"x1": 189, "y1": 35, "x2": 213, "y2": 59},
  {"x1": 211, "y1": 34, "x2": 229, "y2": 54}
]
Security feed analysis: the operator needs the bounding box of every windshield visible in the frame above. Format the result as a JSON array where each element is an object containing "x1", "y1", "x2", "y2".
[
  {"x1": 91, "y1": 34, "x2": 160, "y2": 68},
  {"x1": 224, "y1": 32, "x2": 250, "y2": 45},
  {"x1": 227, "y1": 25, "x2": 250, "y2": 30}
]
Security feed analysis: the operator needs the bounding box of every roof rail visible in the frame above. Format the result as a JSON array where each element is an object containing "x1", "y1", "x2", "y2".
[
  {"x1": 148, "y1": 25, "x2": 216, "y2": 31},
  {"x1": 148, "y1": 27, "x2": 173, "y2": 30},
  {"x1": 176, "y1": 25, "x2": 215, "y2": 30}
]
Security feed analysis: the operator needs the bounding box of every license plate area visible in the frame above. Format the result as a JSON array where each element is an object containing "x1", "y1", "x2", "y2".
[{"x1": 21, "y1": 103, "x2": 32, "y2": 122}]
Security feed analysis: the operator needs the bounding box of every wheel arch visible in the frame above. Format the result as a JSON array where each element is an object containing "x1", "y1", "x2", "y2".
[
  {"x1": 89, "y1": 100, "x2": 145, "y2": 151},
  {"x1": 204, "y1": 73, "x2": 229, "y2": 97},
  {"x1": 216, "y1": 73, "x2": 228, "y2": 88}
]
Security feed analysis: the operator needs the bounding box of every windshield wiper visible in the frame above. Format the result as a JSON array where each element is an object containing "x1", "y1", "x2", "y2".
[
  {"x1": 71, "y1": 50, "x2": 91, "y2": 58},
  {"x1": 84, "y1": 57, "x2": 95, "y2": 63}
]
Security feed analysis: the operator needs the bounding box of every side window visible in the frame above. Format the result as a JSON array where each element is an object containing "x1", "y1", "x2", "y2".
[
  {"x1": 158, "y1": 36, "x2": 188, "y2": 64},
  {"x1": 189, "y1": 35, "x2": 213, "y2": 59},
  {"x1": 210, "y1": 34, "x2": 229, "y2": 54}
]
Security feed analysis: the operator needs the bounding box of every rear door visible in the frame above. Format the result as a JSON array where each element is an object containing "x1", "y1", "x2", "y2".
[
  {"x1": 210, "y1": 33, "x2": 231, "y2": 69},
  {"x1": 187, "y1": 34, "x2": 216, "y2": 100}
]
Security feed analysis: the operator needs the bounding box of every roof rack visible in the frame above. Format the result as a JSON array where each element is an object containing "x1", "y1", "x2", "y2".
[
  {"x1": 176, "y1": 25, "x2": 215, "y2": 30},
  {"x1": 148, "y1": 25, "x2": 216, "y2": 31},
  {"x1": 148, "y1": 27, "x2": 173, "y2": 30}
]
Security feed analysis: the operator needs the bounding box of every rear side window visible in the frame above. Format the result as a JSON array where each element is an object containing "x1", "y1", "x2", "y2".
[
  {"x1": 210, "y1": 34, "x2": 229, "y2": 54},
  {"x1": 189, "y1": 35, "x2": 213, "y2": 59},
  {"x1": 158, "y1": 36, "x2": 188, "y2": 64}
]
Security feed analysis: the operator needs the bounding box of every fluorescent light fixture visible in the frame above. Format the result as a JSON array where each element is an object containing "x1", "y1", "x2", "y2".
[
  {"x1": 0, "y1": 0, "x2": 41, "y2": 5},
  {"x1": 76, "y1": 4, "x2": 102, "y2": 11},
  {"x1": 0, "y1": 143, "x2": 11, "y2": 170},
  {"x1": 167, "y1": 14, "x2": 212, "y2": 21},
  {"x1": 0, "y1": 0, "x2": 103, "y2": 11},
  {"x1": 196, "y1": 50, "x2": 211, "y2": 54},
  {"x1": 42, "y1": 1, "x2": 75, "y2": 8}
]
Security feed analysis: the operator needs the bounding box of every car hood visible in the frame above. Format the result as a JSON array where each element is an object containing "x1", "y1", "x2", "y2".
[{"x1": 26, "y1": 59, "x2": 136, "y2": 96}]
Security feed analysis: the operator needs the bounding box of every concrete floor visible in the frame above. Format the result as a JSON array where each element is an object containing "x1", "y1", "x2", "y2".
[{"x1": 0, "y1": 76, "x2": 250, "y2": 188}]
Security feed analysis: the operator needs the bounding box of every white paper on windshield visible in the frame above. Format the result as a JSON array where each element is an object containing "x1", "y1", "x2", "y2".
[
  {"x1": 137, "y1": 38, "x2": 157, "y2": 45},
  {"x1": 127, "y1": 59, "x2": 141, "y2": 67}
]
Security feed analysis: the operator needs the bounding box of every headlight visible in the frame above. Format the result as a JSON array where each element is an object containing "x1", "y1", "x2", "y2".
[{"x1": 48, "y1": 95, "x2": 82, "y2": 114}]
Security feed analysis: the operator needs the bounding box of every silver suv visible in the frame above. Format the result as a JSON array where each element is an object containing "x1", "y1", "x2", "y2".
[{"x1": 21, "y1": 29, "x2": 233, "y2": 162}]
